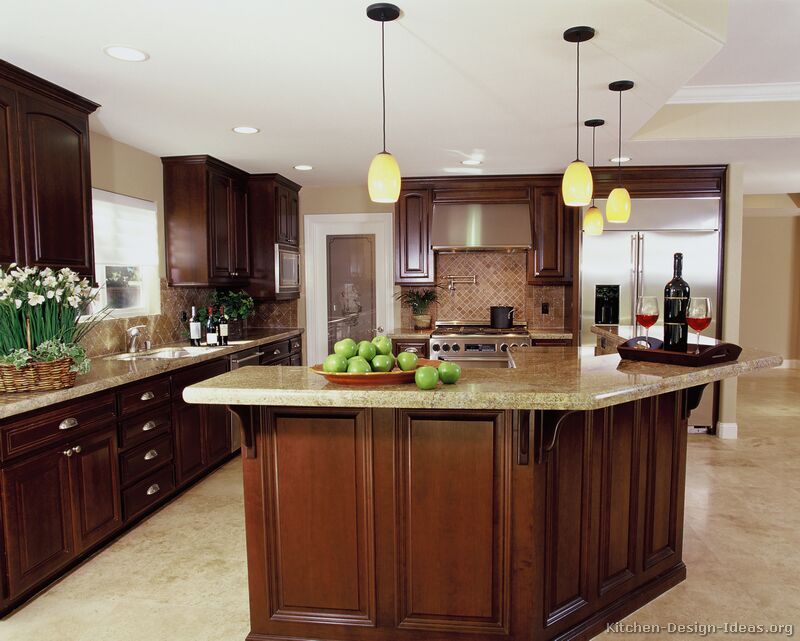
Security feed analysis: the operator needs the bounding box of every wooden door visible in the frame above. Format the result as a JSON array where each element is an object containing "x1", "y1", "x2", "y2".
[
  {"x1": 17, "y1": 93, "x2": 94, "y2": 277},
  {"x1": 172, "y1": 401, "x2": 206, "y2": 486},
  {"x1": 287, "y1": 189, "x2": 299, "y2": 245},
  {"x1": 528, "y1": 184, "x2": 569, "y2": 283},
  {"x1": 208, "y1": 171, "x2": 232, "y2": 280},
  {"x1": 203, "y1": 404, "x2": 230, "y2": 467},
  {"x1": 1, "y1": 447, "x2": 75, "y2": 597},
  {"x1": 0, "y1": 85, "x2": 20, "y2": 265},
  {"x1": 231, "y1": 178, "x2": 250, "y2": 277},
  {"x1": 394, "y1": 189, "x2": 434, "y2": 284},
  {"x1": 69, "y1": 426, "x2": 122, "y2": 552},
  {"x1": 276, "y1": 184, "x2": 290, "y2": 244}
]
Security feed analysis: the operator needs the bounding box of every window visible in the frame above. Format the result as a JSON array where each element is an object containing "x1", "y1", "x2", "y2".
[{"x1": 91, "y1": 189, "x2": 160, "y2": 318}]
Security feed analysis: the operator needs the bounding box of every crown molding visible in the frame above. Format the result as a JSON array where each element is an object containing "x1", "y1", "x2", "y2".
[{"x1": 669, "y1": 82, "x2": 800, "y2": 104}]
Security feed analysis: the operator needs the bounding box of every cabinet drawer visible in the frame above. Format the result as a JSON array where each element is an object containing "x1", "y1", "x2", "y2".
[
  {"x1": 262, "y1": 340, "x2": 290, "y2": 361},
  {"x1": 0, "y1": 393, "x2": 116, "y2": 462},
  {"x1": 120, "y1": 433, "x2": 173, "y2": 486},
  {"x1": 288, "y1": 336, "x2": 302, "y2": 353},
  {"x1": 120, "y1": 408, "x2": 171, "y2": 450},
  {"x1": 392, "y1": 340, "x2": 430, "y2": 359},
  {"x1": 171, "y1": 359, "x2": 228, "y2": 397},
  {"x1": 123, "y1": 464, "x2": 175, "y2": 521},
  {"x1": 119, "y1": 377, "x2": 171, "y2": 418}
]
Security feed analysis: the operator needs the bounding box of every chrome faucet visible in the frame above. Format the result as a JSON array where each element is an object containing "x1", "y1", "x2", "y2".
[{"x1": 126, "y1": 325, "x2": 147, "y2": 353}]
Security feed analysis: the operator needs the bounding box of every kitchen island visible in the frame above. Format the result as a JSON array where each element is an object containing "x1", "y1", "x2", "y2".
[{"x1": 184, "y1": 346, "x2": 780, "y2": 641}]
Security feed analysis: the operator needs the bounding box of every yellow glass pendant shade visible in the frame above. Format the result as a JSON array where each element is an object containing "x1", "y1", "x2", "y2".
[
  {"x1": 606, "y1": 187, "x2": 631, "y2": 223},
  {"x1": 561, "y1": 160, "x2": 593, "y2": 207},
  {"x1": 368, "y1": 152, "x2": 401, "y2": 203},
  {"x1": 582, "y1": 206, "x2": 604, "y2": 235}
]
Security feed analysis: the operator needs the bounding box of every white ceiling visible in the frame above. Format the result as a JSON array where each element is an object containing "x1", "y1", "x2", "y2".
[{"x1": 0, "y1": 0, "x2": 725, "y2": 187}]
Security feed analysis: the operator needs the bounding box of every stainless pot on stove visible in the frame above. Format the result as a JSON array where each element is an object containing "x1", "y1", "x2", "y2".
[{"x1": 490, "y1": 306, "x2": 514, "y2": 329}]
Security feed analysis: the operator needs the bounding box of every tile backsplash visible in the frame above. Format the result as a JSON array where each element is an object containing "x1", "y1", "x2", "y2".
[
  {"x1": 527, "y1": 285, "x2": 566, "y2": 329},
  {"x1": 82, "y1": 279, "x2": 298, "y2": 357}
]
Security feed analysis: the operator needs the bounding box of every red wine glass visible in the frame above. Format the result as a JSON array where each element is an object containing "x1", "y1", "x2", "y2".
[
  {"x1": 635, "y1": 296, "x2": 659, "y2": 348},
  {"x1": 687, "y1": 297, "x2": 712, "y2": 354}
]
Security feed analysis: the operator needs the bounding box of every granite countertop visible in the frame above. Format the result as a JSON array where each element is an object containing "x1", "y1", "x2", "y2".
[
  {"x1": 183, "y1": 344, "x2": 781, "y2": 412},
  {"x1": 592, "y1": 325, "x2": 720, "y2": 347},
  {"x1": 529, "y1": 329, "x2": 573, "y2": 340},
  {"x1": 0, "y1": 327, "x2": 304, "y2": 421},
  {"x1": 388, "y1": 328, "x2": 433, "y2": 340}
]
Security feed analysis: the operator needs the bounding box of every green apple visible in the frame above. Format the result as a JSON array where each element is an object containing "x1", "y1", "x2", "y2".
[
  {"x1": 414, "y1": 366, "x2": 440, "y2": 390},
  {"x1": 438, "y1": 361, "x2": 461, "y2": 384},
  {"x1": 322, "y1": 353, "x2": 348, "y2": 373},
  {"x1": 334, "y1": 338, "x2": 358, "y2": 359},
  {"x1": 371, "y1": 335, "x2": 393, "y2": 356},
  {"x1": 396, "y1": 351, "x2": 418, "y2": 371},
  {"x1": 347, "y1": 358, "x2": 372, "y2": 373},
  {"x1": 371, "y1": 354, "x2": 394, "y2": 372},
  {"x1": 357, "y1": 340, "x2": 377, "y2": 361}
]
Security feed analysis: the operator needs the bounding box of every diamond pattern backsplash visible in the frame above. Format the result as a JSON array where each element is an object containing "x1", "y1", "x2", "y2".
[{"x1": 527, "y1": 285, "x2": 566, "y2": 329}]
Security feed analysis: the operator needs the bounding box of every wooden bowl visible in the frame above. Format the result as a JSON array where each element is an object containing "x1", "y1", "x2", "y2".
[{"x1": 310, "y1": 359, "x2": 440, "y2": 386}]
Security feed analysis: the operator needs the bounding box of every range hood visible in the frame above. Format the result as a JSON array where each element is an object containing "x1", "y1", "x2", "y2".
[{"x1": 430, "y1": 203, "x2": 532, "y2": 251}]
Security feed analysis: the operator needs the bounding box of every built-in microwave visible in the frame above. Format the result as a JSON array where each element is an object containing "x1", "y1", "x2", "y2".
[{"x1": 275, "y1": 244, "x2": 301, "y2": 294}]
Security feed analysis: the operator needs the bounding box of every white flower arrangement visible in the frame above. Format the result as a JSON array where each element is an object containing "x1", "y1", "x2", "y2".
[{"x1": 0, "y1": 264, "x2": 107, "y2": 374}]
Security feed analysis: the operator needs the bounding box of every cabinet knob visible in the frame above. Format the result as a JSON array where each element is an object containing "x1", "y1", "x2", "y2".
[
  {"x1": 144, "y1": 449, "x2": 159, "y2": 461},
  {"x1": 146, "y1": 484, "x2": 160, "y2": 496},
  {"x1": 142, "y1": 420, "x2": 157, "y2": 432},
  {"x1": 72, "y1": 445, "x2": 82, "y2": 454},
  {"x1": 140, "y1": 391, "x2": 155, "y2": 401},
  {"x1": 63, "y1": 449, "x2": 73, "y2": 457},
  {"x1": 273, "y1": 349, "x2": 281, "y2": 355},
  {"x1": 292, "y1": 342, "x2": 300, "y2": 349},
  {"x1": 59, "y1": 417, "x2": 78, "y2": 430}
]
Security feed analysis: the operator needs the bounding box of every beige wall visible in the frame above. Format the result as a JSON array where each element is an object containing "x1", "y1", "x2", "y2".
[
  {"x1": 89, "y1": 132, "x2": 166, "y2": 277},
  {"x1": 740, "y1": 216, "x2": 800, "y2": 359}
]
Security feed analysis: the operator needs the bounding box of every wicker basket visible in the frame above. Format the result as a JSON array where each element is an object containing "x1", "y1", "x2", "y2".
[{"x1": 0, "y1": 357, "x2": 77, "y2": 393}]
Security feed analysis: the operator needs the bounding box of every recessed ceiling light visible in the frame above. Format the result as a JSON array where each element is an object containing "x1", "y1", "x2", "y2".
[
  {"x1": 232, "y1": 126, "x2": 259, "y2": 134},
  {"x1": 103, "y1": 46, "x2": 149, "y2": 62},
  {"x1": 461, "y1": 159, "x2": 482, "y2": 166},
  {"x1": 610, "y1": 156, "x2": 631, "y2": 163},
  {"x1": 293, "y1": 164, "x2": 313, "y2": 171}
]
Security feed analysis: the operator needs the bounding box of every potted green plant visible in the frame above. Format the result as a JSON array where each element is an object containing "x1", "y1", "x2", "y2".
[
  {"x1": 203, "y1": 289, "x2": 256, "y2": 338},
  {"x1": 395, "y1": 288, "x2": 439, "y2": 329},
  {"x1": 0, "y1": 264, "x2": 106, "y2": 392}
]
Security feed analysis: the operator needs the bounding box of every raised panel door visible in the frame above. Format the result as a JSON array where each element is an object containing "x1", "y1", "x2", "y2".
[
  {"x1": 396, "y1": 410, "x2": 511, "y2": 633},
  {"x1": 288, "y1": 190, "x2": 299, "y2": 245},
  {"x1": 208, "y1": 171, "x2": 232, "y2": 280},
  {"x1": 203, "y1": 404, "x2": 230, "y2": 467},
  {"x1": 529, "y1": 185, "x2": 566, "y2": 282},
  {"x1": 1, "y1": 447, "x2": 75, "y2": 597},
  {"x1": 0, "y1": 85, "x2": 20, "y2": 265},
  {"x1": 276, "y1": 185, "x2": 290, "y2": 244},
  {"x1": 17, "y1": 94, "x2": 93, "y2": 276},
  {"x1": 395, "y1": 190, "x2": 434, "y2": 284},
  {"x1": 231, "y1": 178, "x2": 250, "y2": 277},
  {"x1": 172, "y1": 402, "x2": 206, "y2": 486},
  {"x1": 69, "y1": 426, "x2": 122, "y2": 551}
]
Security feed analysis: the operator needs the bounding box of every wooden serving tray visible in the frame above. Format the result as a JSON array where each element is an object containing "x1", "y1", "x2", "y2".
[
  {"x1": 310, "y1": 359, "x2": 440, "y2": 386},
  {"x1": 617, "y1": 337, "x2": 742, "y2": 367}
]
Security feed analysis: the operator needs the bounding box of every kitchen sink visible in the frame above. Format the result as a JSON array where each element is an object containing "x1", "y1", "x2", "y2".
[{"x1": 105, "y1": 346, "x2": 224, "y2": 361}]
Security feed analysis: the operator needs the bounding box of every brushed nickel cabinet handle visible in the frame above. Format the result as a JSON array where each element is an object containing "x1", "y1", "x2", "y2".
[
  {"x1": 146, "y1": 484, "x2": 160, "y2": 495},
  {"x1": 144, "y1": 449, "x2": 159, "y2": 461},
  {"x1": 142, "y1": 420, "x2": 157, "y2": 432},
  {"x1": 63, "y1": 449, "x2": 73, "y2": 457},
  {"x1": 140, "y1": 391, "x2": 155, "y2": 401},
  {"x1": 72, "y1": 445, "x2": 82, "y2": 454},
  {"x1": 59, "y1": 417, "x2": 78, "y2": 430},
  {"x1": 273, "y1": 349, "x2": 281, "y2": 355},
  {"x1": 292, "y1": 342, "x2": 300, "y2": 349},
  {"x1": 404, "y1": 347, "x2": 419, "y2": 353}
]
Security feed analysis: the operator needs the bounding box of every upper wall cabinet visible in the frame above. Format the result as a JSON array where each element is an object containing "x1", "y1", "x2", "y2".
[
  {"x1": 527, "y1": 181, "x2": 575, "y2": 285},
  {"x1": 394, "y1": 188, "x2": 434, "y2": 285},
  {"x1": 0, "y1": 61, "x2": 99, "y2": 277},
  {"x1": 163, "y1": 155, "x2": 250, "y2": 287}
]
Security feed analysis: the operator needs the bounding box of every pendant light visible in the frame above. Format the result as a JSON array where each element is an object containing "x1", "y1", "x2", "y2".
[
  {"x1": 606, "y1": 80, "x2": 634, "y2": 223},
  {"x1": 561, "y1": 26, "x2": 595, "y2": 207},
  {"x1": 582, "y1": 119, "x2": 605, "y2": 236},
  {"x1": 367, "y1": 3, "x2": 402, "y2": 203}
]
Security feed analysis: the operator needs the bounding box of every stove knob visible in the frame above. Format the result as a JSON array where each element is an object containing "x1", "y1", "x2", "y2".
[
  {"x1": 520, "y1": 343, "x2": 530, "y2": 348},
  {"x1": 441, "y1": 343, "x2": 451, "y2": 352},
  {"x1": 451, "y1": 344, "x2": 461, "y2": 352},
  {"x1": 510, "y1": 343, "x2": 519, "y2": 349},
  {"x1": 431, "y1": 343, "x2": 440, "y2": 352},
  {"x1": 500, "y1": 343, "x2": 509, "y2": 352}
]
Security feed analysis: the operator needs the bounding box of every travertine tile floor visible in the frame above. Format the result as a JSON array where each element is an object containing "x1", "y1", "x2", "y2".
[{"x1": 2, "y1": 368, "x2": 798, "y2": 641}]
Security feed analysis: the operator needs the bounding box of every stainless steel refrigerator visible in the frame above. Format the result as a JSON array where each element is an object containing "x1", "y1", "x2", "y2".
[{"x1": 581, "y1": 197, "x2": 722, "y2": 428}]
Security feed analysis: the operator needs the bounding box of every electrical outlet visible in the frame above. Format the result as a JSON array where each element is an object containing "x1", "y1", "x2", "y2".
[{"x1": 541, "y1": 302, "x2": 549, "y2": 315}]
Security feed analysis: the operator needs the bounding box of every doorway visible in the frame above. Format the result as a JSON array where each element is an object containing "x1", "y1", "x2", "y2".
[{"x1": 304, "y1": 213, "x2": 395, "y2": 364}]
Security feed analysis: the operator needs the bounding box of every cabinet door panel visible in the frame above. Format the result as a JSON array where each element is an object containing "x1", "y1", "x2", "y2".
[
  {"x1": 231, "y1": 179, "x2": 250, "y2": 277},
  {"x1": 288, "y1": 190, "x2": 299, "y2": 245},
  {"x1": 208, "y1": 172, "x2": 232, "y2": 279},
  {"x1": 396, "y1": 410, "x2": 511, "y2": 633},
  {"x1": 1, "y1": 447, "x2": 75, "y2": 597},
  {"x1": 0, "y1": 85, "x2": 20, "y2": 265},
  {"x1": 70, "y1": 426, "x2": 122, "y2": 551},
  {"x1": 173, "y1": 402, "x2": 205, "y2": 485},
  {"x1": 395, "y1": 190, "x2": 434, "y2": 284},
  {"x1": 276, "y1": 185, "x2": 290, "y2": 244},
  {"x1": 18, "y1": 94, "x2": 93, "y2": 276},
  {"x1": 204, "y1": 404, "x2": 230, "y2": 467},
  {"x1": 529, "y1": 186, "x2": 565, "y2": 282}
]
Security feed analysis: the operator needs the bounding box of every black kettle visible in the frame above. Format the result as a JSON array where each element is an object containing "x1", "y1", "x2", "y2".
[{"x1": 490, "y1": 306, "x2": 514, "y2": 329}]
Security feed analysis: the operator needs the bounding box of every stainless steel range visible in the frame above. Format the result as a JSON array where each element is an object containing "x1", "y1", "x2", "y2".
[{"x1": 428, "y1": 322, "x2": 531, "y2": 368}]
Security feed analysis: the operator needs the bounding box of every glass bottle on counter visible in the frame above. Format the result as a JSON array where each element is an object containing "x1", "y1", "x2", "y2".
[
  {"x1": 205, "y1": 306, "x2": 218, "y2": 346},
  {"x1": 663, "y1": 252, "x2": 690, "y2": 352},
  {"x1": 189, "y1": 306, "x2": 202, "y2": 347},
  {"x1": 218, "y1": 306, "x2": 229, "y2": 346}
]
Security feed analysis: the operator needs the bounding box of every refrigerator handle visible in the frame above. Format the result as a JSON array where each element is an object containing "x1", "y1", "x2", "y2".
[
  {"x1": 638, "y1": 233, "x2": 645, "y2": 296},
  {"x1": 631, "y1": 234, "x2": 638, "y2": 324}
]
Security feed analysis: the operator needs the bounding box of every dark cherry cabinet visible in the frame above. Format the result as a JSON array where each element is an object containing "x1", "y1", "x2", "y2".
[
  {"x1": 275, "y1": 182, "x2": 299, "y2": 246},
  {"x1": 394, "y1": 188, "x2": 434, "y2": 285},
  {"x1": 527, "y1": 182, "x2": 575, "y2": 284},
  {"x1": 172, "y1": 402, "x2": 206, "y2": 485},
  {"x1": 392, "y1": 339, "x2": 429, "y2": 358},
  {"x1": 163, "y1": 155, "x2": 250, "y2": 286},
  {"x1": 0, "y1": 61, "x2": 98, "y2": 276}
]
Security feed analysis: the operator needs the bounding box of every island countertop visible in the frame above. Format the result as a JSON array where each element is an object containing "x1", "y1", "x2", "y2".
[{"x1": 183, "y1": 345, "x2": 781, "y2": 411}]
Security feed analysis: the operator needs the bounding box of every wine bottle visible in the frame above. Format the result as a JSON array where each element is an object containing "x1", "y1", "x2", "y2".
[
  {"x1": 663, "y1": 252, "x2": 690, "y2": 352},
  {"x1": 205, "y1": 306, "x2": 218, "y2": 346},
  {"x1": 189, "y1": 306, "x2": 202, "y2": 347},
  {"x1": 218, "y1": 306, "x2": 229, "y2": 346}
]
